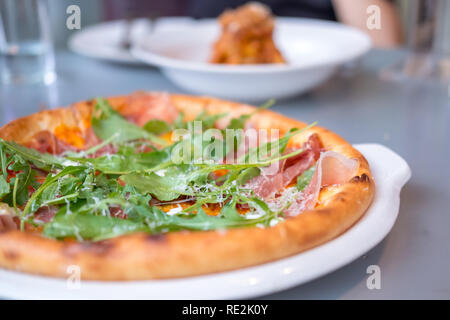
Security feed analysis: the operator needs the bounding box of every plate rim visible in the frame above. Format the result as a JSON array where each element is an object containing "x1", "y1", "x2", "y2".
[{"x1": 67, "y1": 19, "x2": 148, "y2": 64}]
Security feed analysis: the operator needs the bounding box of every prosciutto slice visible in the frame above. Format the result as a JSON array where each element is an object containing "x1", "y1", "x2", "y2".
[
  {"x1": 245, "y1": 134, "x2": 322, "y2": 199},
  {"x1": 0, "y1": 214, "x2": 16, "y2": 231},
  {"x1": 122, "y1": 92, "x2": 179, "y2": 127},
  {"x1": 33, "y1": 205, "x2": 58, "y2": 223},
  {"x1": 26, "y1": 131, "x2": 78, "y2": 155},
  {"x1": 284, "y1": 151, "x2": 358, "y2": 216},
  {"x1": 0, "y1": 204, "x2": 17, "y2": 231}
]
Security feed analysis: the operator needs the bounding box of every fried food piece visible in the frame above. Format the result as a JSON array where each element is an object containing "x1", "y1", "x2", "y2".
[{"x1": 210, "y1": 2, "x2": 286, "y2": 65}]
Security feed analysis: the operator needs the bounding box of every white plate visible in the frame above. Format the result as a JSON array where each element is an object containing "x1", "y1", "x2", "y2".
[
  {"x1": 68, "y1": 18, "x2": 196, "y2": 64},
  {"x1": 132, "y1": 18, "x2": 371, "y2": 101},
  {"x1": 0, "y1": 144, "x2": 410, "y2": 300}
]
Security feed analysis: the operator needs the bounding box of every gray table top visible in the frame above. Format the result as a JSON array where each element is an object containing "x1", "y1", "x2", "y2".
[{"x1": 0, "y1": 49, "x2": 449, "y2": 299}]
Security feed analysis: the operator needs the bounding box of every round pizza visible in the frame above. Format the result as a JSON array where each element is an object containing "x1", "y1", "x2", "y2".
[{"x1": 0, "y1": 92, "x2": 374, "y2": 280}]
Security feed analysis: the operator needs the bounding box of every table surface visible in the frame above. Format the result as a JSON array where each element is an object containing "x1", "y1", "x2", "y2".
[{"x1": 0, "y1": 49, "x2": 449, "y2": 299}]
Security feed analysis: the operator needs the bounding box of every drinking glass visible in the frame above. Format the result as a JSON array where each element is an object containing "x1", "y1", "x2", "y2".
[
  {"x1": 0, "y1": 0, "x2": 55, "y2": 85},
  {"x1": 381, "y1": 0, "x2": 450, "y2": 84}
]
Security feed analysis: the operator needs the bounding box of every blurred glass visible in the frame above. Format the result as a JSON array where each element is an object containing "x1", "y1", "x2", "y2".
[
  {"x1": 381, "y1": 0, "x2": 450, "y2": 84},
  {"x1": 0, "y1": 0, "x2": 55, "y2": 85}
]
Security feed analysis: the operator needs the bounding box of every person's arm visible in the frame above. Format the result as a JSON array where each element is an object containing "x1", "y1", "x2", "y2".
[{"x1": 332, "y1": 0, "x2": 403, "y2": 48}]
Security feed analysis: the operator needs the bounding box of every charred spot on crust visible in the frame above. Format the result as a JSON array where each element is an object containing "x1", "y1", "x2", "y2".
[
  {"x1": 332, "y1": 191, "x2": 349, "y2": 203},
  {"x1": 63, "y1": 241, "x2": 115, "y2": 257},
  {"x1": 335, "y1": 195, "x2": 347, "y2": 203},
  {"x1": 146, "y1": 234, "x2": 167, "y2": 243},
  {"x1": 3, "y1": 250, "x2": 19, "y2": 261},
  {"x1": 79, "y1": 241, "x2": 115, "y2": 255},
  {"x1": 351, "y1": 173, "x2": 370, "y2": 183}
]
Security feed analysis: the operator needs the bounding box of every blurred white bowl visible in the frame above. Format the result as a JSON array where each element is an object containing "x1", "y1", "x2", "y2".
[
  {"x1": 132, "y1": 18, "x2": 371, "y2": 101},
  {"x1": 68, "y1": 17, "x2": 199, "y2": 64}
]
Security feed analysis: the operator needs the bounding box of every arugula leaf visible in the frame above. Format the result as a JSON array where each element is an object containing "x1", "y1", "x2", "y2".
[
  {"x1": 42, "y1": 198, "x2": 279, "y2": 240},
  {"x1": 170, "y1": 112, "x2": 186, "y2": 129},
  {"x1": 31, "y1": 173, "x2": 85, "y2": 210},
  {"x1": 296, "y1": 166, "x2": 316, "y2": 191},
  {"x1": 91, "y1": 98, "x2": 168, "y2": 146},
  {"x1": 194, "y1": 111, "x2": 228, "y2": 130},
  {"x1": 143, "y1": 119, "x2": 172, "y2": 135},
  {"x1": 120, "y1": 164, "x2": 193, "y2": 201},
  {"x1": 58, "y1": 176, "x2": 81, "y2": 195},
  {"x1": 68, "y1": 147, "x2": 172, "y2": 174},
  {"x1": 3, "y1": 159, "x2": 38, "y2": 206},
  {"x1": 32, "y1": 182, "x2": 59, "y2": 209},
  {"x1": 170, "y1": 110, "x2": 228, "y2": 131},
  {"x1": 43, "y1": 212, "x2": 149, "y2": 241},
  {"x1": 216, "y1": 166, "x2": 261, "y2": 190},
  {"x1": 0, "y1": 176, "x2": 9, "y2": 199},
  {"x1": 0, "y1": 144, "x2": 9, "y2": 180},
  {"x1": 238, "y1": 122, "x2": 317, "y2": 164},
  {"x1": 132, "y1": 200, "x2": 277, "y2": 232},
  {"x1": 0, "y1": 139, "x2": 64, "y2": 170},
  {"x1": 169, "y1": 200, "x2": 277, "y2": 230},
  {"x1": 142, "y1": 110, "x2": 226, "y2": 134},
  {"x1": 235, "y1": 167, "x2": 261, "y2": 185},
  {"x1": 43, "y1": 201, "x2": 277, "y2": 241},
  {"x1": 22, "y1": 166, "x2": 86, "y2": 219}
]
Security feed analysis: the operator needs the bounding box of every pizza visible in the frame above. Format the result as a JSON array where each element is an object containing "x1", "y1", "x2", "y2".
[
  {"x1": 210, "y1": 2, "x2": 286, "y2": 64},
  {"x1": 0, "y1": 92, "x2": 374, "y2": 280}
]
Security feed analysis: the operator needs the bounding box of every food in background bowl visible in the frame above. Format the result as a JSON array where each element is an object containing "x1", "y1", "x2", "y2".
[{"x1": 210, "y1": 2, "x2": 286, "y2": 64}]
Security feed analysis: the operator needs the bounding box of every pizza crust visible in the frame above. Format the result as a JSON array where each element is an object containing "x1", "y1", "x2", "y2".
[{"x1": 0, "y1": 93, "x2": 374, "y2": 280}]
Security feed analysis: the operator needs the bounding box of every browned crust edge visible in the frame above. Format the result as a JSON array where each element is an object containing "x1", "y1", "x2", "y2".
[{"x1": 0, "y1": 93, "x2": 374, "y2": 280}]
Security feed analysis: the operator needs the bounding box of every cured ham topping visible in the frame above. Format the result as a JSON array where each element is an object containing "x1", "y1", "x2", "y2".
[
  {"x1": 0, "y1": 213, "x2": 17, "y2": 231},
  {"x1": 122, "y1": 92, "x2": 179, "y2": 127},
  {"x1": 26, "y1": 130, "x2": 78, "y2": 155},
  {"x1": 109, "y1": 206, "x2": 127, "y2": 219},
  {"x1": 245, "y1": 134, "x2": 322, "y2": 199},
  {"x1": 0, "y1": 203, "x2": 17, "y2": 231},
  {"x1": 33, "y1": 205, "x2": 58, "y2": 223},
  {"x1": 284, "y1": 151, "x2": 358, "y2": 216},
  {"x1": 240, "y1": 133, "x2": 357, "y2": 217}
]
